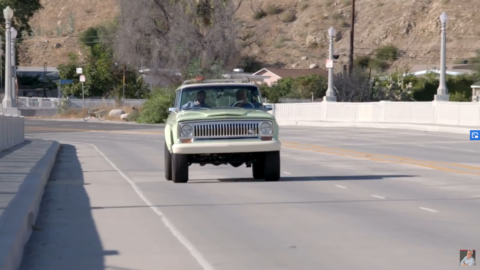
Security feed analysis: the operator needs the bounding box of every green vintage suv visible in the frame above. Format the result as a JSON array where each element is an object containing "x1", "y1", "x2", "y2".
[{"x1": 164, "y1": 75, "x2": 281, "y2": 183}]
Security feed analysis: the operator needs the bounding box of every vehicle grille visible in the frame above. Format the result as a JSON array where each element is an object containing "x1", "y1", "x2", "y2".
[{"x1": 192, "y1": 121, "x2": 260, "y2": 138}]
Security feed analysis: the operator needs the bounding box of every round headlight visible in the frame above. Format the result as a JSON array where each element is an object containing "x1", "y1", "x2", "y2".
[
  {"x1": 181, "y1": 124, "x2": 193, "y2": 137},
  {"x1": 260, "y1": 122, "x2": 272, "y2": 135}
]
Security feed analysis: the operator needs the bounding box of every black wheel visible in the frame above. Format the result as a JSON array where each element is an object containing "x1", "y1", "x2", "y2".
[
  {"x1": 264, "y1": 151, "x2": 281, "y2": 181},
  {"x1": 172, "y1": 154, "x2": 189, "y2": 183},
  {"x1": 164, "y1": 142, "x2": 172, "y2": 181},
  {"x1": 252, "y1": 153, "x2": 265, "y2": 179},
  {"x1": 96, "y1": 111, "x2": 106, "y2": 121}
]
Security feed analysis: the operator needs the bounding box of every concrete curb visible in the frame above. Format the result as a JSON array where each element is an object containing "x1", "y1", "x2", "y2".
[
  {"x1": 0, "y1": 140, "x2": 60, "y2": 270},
  {"x1": 277, "y1": 121, "x2": 474, "y2": 135}
]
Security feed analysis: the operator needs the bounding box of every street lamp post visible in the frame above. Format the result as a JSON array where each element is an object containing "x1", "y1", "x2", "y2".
[
  {"x1": 324, "y1": 26, "x2": 337, "y2": 102},
  {"x1": 11, "y1": 27, "x2": 17, "y2": 107},
  {"x1": 1, "y1": 6, "x2": 14, "y2": 112},
  {"x1": 435, "y1": 12, "x2": 449, "y2": 101}
]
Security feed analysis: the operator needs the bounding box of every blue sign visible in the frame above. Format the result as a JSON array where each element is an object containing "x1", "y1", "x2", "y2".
[
  {"x1": 60, "y1": 79, "x2": 73, "y2": 84},
  {"x1": 471, "y1": 130, "x2": 480, "y2": 141}
]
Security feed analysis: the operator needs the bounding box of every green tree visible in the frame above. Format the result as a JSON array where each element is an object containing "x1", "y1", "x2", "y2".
[
  {"x1": 0, "y1": 0, "x2": 42, "y2": 38},
  {"x1": 57, "y1": 21, "x2": 150, "y2": 100}
]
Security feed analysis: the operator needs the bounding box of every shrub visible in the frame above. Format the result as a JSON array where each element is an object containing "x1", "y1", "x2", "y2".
[
  {"x1": 279, "y1": 11, "x2": 296, "y2": 23},
  {"x1": 375, "y1": 45, "x2": 399, "y2": 61},
  {"x1": 127, "y1": 109, "x2": 140, "y2": 122},
  {"x1": 137, "y1": 87, "x2": 176, "y2": 124},
  {"x1": 254, "y1": 9, "x2": 267, "y2": 20},
  {"x1": 265, "y1": 4, "x2": 282, "y2": 15}
]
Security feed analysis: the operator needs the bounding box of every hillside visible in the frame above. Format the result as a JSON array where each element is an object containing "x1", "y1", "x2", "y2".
[{"x1": 18, "y1": 0, "x2": 480, "y2": 72}]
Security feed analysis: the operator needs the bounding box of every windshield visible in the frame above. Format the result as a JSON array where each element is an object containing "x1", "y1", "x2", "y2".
[{"x1": 179, "y1": 85, "x2": 264, "y2": 110}]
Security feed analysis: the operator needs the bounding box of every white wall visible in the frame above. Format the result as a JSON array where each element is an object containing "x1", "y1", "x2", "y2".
[
  {"x1": 0, "y1": 113, "x2": 25, "y2": 152},
  {"x1": 270, "y1": 101, "x2": 480, "y2": 127}
]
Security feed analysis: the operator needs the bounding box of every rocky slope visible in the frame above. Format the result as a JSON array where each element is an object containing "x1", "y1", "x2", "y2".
[{"x1": 18, "y1": 0, "x2": 480, "y2": 72}]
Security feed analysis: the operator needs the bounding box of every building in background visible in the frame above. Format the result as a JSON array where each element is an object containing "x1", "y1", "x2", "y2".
[
  {"x1": 16, "y1": 66, "x2": 59, "y2": 97},
  {"x1": 252, "y1": 67, "x2": 328, "y2": 86}
]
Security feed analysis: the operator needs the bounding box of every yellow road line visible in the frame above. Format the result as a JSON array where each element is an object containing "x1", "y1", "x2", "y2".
[
  {"x1": 282, "y1": 141, "x2": 480, "y2": 172},
  {"x1": 26, "y1": 126, "x2": 163, "y2": 135},
  {"x1": 282, "y1": 141, "x2": 480, "y2": 176}
]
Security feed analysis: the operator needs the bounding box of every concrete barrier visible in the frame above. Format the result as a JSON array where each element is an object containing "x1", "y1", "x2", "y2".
[
  {"x1": 0, "y1": 140, "x2": 60, "y2": 270},
  {"x1": 0, "y1": 113, "x2": 25, "y2": 152},
  {"x1": 269, "y1": 101, "x2": 480, "y2": 133}
]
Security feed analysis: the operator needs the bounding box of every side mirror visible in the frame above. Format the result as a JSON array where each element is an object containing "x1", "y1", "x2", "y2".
[{"x1": 169, "y1": 107, "x2": 177, "y2": 113}]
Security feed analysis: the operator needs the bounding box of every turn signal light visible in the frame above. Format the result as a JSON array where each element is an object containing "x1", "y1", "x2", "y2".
[
  {"x1": 261, "y1": 136, "x2": 273, "y2": 141},
  {"x1": 181, "y1": 139, "x2": 192, "y2": 143}
]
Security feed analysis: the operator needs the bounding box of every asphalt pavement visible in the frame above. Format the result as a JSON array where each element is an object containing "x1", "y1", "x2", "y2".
[{"x1": 19, "y1": 119, "x2": 480, "y2": 270}]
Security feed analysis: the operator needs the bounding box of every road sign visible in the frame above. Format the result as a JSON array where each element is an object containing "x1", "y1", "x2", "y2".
[
  {"x1": 326, "y1": 59, "x2": 333, "y2": 68},
  {"x1": 76, "y1": 67, "x2": 83, "y2": 74},
  {"x1": 471, "y1": 130, "x2": 480, "y2": 141},
  {"x1": 79, "y1": 75, "x2": 86, "y2": 82},
  {"x1": 60, "y1": 79, "x2": 73, "y2": 84}
]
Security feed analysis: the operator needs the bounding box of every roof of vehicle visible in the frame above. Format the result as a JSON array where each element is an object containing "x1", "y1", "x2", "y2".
[{"x1": 179, "y1": 74, "x2": 269, "y2": 88}]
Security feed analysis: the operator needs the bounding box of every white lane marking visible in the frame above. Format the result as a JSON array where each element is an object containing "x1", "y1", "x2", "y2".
[
  {"x1": 419, "y1": 207, "x2": 439, "y2": 213},
  {"x1": 335, "y1": 185, "x2": 346, "y2": 189},
  {"x1": 86, "y1": 142, "x2": 215, "y2": 270},
  {"x1": 283, "y1": 172, "x2": 291, "y2": 174},
  {"x1": 371, "y1": 195, "x2": 385, "y2": 199}
]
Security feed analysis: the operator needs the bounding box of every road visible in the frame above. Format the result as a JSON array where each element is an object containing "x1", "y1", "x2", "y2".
[{"x1": 19, "y1": 119, "x2": 480, "y2": 270}]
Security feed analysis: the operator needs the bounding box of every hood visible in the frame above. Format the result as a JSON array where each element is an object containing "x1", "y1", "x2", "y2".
[{"x1": 176, "y1": 108, "x2": 274, "y2": 122}]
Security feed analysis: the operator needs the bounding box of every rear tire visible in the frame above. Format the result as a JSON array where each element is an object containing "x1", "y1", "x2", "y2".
[
  {"x1": 264, "y1": 151, "x2": 281, "y2": 181},
  {"x1": 172, "y1": 154, "x2": 189, "y2": 183},
  {"x1": 164, "y1": 142, "x2": 172, "y2": 181}
]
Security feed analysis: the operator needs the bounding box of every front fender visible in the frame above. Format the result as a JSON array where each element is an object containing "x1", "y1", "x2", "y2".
[{"x1": 164, "y1": 115, "x2": 177, "y2": 152}]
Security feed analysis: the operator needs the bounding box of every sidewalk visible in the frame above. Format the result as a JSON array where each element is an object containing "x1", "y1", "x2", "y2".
[
  {"x1": 277, "y1": 120, "x2": 478, "y2": 135},
  {"x1": 0, "y1": 140, "x2": 60, "y2": 270}
]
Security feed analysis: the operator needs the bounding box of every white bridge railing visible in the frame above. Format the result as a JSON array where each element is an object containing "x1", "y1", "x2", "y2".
[
  {"x1": 17, "y1": 97, "x2": 148, "y2": 110},
  {"x1": 270, "y1": 101, "x2": 480, "y2": 127}
]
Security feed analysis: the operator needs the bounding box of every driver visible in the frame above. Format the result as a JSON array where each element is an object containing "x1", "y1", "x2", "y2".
[{"x1": 232, "y1": 89, "x2": 252, "y2": 108}]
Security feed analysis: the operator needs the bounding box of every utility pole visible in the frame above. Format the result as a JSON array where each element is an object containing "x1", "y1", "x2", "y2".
[
  {"x1": 348, "y1": 0, "x2": 356, "y2": 74},
  {"x1": 43, "y1": 62, "x2": 47, "y2": 97},
  {"x1": 122, "y1": 64, "x2": 126, "y2": 103}
]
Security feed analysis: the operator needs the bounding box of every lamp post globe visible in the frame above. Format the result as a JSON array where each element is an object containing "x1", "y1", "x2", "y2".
[
  {"x1": 3, "y1": 6, "x2": 13, "y2": 21},
  {"x1": 328, "y1": 27, "x2": 336, "y2": 37},
  {"x1": 440, "y1": 12, "x2": 448, "y2": 24}
]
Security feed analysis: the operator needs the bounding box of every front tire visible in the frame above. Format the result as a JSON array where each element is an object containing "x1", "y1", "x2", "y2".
[
  {"x1": 172, "y1": 154, "x2": 189, "y2": 183},
  {"x1": 164, "y1": 142, "x2": 172, "y2": 181},
  {"x1": 252, "y1": 151, "x2": 280, "y2": 181}
]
